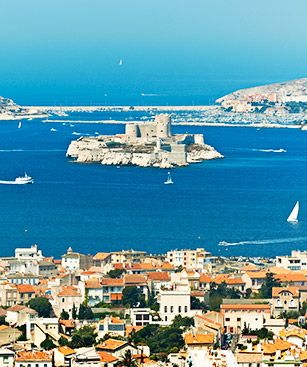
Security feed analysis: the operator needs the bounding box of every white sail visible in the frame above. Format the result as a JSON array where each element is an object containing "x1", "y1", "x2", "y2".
[
  {"x1": 287, "y1": 201, "x2": 299, "y2": 223},
  {"x1": 18, "y1": 121, "x2": 22, "y2": 129},
  {"x1": 164, "y1": 172, "x2": 173, "y2": 185}
]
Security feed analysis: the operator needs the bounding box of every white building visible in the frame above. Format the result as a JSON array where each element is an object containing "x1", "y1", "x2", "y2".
[
  {"x1": 166, "y1": 248, "x2": 215, "y2": 271},
  {"x1": 15, "y1": 244, "x2": 43, "y2": 261},
  {"x1": 276, "y1": 250, "x2": 307, "y2": 271},
  {"x1": 158, "y1": 281, "x2": 194, "y2": 325},
  {"x1": 128, "y1": 308, "x2": 153, "y2": 326},
  {"x1": 0, "y1": 348, "x2": 14, "y2": 367}
]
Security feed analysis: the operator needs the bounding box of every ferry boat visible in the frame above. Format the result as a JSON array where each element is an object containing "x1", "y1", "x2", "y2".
[{"x1": 0, "y1": 173, "x2": 34, "y2": 185}]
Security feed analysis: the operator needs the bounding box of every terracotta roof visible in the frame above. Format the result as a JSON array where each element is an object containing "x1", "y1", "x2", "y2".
[
  {"x1": 221, "y1": 304, "x2": 271, "y2": 311},
  {"x1": 199, "y1": 274, "x2": 213, "y2": 283},
  {"x1": 60, "y1": 319, "x2": 76, "y2": 328},
  {"x1": 99, "y1": 351, "x2": 118, "y2": 363},
  {"x1": 184, "y1": 333, "x2": 214, "y2": 345},
  {"x1": 241, "y1": 264, "x2": 258, "y2": 272},
  {"x1": 58, "y1": 286, "x2": 81, "y2": 297},
  {"x1": 300, "y1": 351, "x2": 307, "y2": 362},
  {"x1": 96, "y1": 338, "x2": 128, "y2": 351},
  {"x1": 110, "y1": 316, "x2": 124, "y2": 324},
  {"x1": 124, "y1": 274, "x2": 147, "y2": 285},
  {"x1": 147, "y1": 272, "x2": 170, "y2": 281},
  {"x1": 7, "y1": 305, "x2": 37, "y2": 314},
  {"x1": 195, "y1": 314, "x2": 222, "y2": 329},
  {"x1": 101, "y1": 278, "x2": 124, "y2": 286},
  {"x1": 16, "y1": 351, "x2": 53, "y2": 362},
  {"x1": 262, "y1": 339, "x2": 293, "y2": 354},
  {"x1": 213, "y1": 274, "x2": 230, "y2": 284},
  {"x1": 85, "y1": 279, "x2": 102, "y2": 289},
  {"x1": 93, "y1": 252, "x2": 110, "y2": 261},
  {"x1": 16, "y1": 284, "x2": 35, "y2": 294},
  {"x1": 276, "y1": 273, "x2": 307, "y2": 283},
  {"x1": 272, "y1": 287, "x2": 300, "y2": 298},
  {"x1": 280, "y1": 328, "x2": 307, "y2": 339},
  {"x1": 58, "y1": 346, "x2": 75, "y2": 356},
  {"x1": 226, "y1": 277, "x2": 245, "y2": 285},
  {"x1": 0, "y1": 325, "x2": 9, "y2": 331},
  {"x1": 246, "y1": 271, "x2": 267, "y2": 279},
  {"x1": 114, "y1": 263, "x2": 124, "y2": 270}
]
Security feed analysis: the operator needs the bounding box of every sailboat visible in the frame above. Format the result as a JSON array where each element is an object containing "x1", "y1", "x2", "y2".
[
  {"x1": 18, "y1": 121, "x2": 22, "y2": 129},
  {"x1": 287, "y1": 201, "x2": 299, "y2": 223},
  {"x1": 164, "y1": 172, "x2": 173, "y2": 185},
  {"x1": 119, "y1": 59, "x2": 123, "y2": 66}
]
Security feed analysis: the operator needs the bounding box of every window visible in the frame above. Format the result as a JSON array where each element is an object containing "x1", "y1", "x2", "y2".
[
  {"x1": 237, "y1": 318, "x2": 241, "y2": 322},
  {"x1": 143, "y1": 314, "x2": 149, "y2": 320},
  {"x1": 178, "y1": 306, "x2": 181, "y2": 313},
  {"x1": 225, "y1": 318, "x2": 230, "y2": 322},
  {"x1": 184, "y1": 306, "x2": 188, "y2": 312},
  {"x1": 164, "y1": 306, "x2": 167, "y2": 313},
  {"x1": 170, "y1": 306, "x2": 173, "y2": 313},
  {"x1": 165, "y1": 316, "x2": 167, "y2": 322},
  {"x1": 62, "y1": 298, "x2": 65, "y2": 302}
]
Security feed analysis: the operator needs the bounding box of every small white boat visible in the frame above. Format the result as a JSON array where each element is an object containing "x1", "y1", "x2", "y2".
[
  {"x1": 287, "y1": 201, "x2": 299, "y2": 223},
  {"x1": 164, "y1": 172, "x2": 173, "y2": 185},
  {"x1": 50, "y1": 128, "x2": 57, "y2": 132},
  {"x1": 18, "y1": 121, "x2": 22, "y2": 129},
  {"x1": 0, "y1": 173, "x2": 34, "y2": 185},
  {"x1": 119, "y1": 59, "x2": 123, "y2": 66}
]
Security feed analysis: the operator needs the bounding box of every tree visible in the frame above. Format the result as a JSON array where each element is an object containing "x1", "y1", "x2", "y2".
[
  {"x1": 259, "y1": 273, "x2": 281, "y2": 298},
  {"x1": 27, "y1": 297, "x2": 52, "y2": 318},
  {"x1": 122, "y1": 286, "x2": 145, "y2": 308},
  {"x1": 69, "y1": 325, "x2": 97, "y2": 348},
  {"x1": 209, "y1": 282, "x2": 241, "y2": 311},
  {"x1": 0, "y1": 316, "x2": 8, "y2": 326},
  {"x1": 60, "y1": 310, "x2": 70, "y2": 320},
  {"x1": 59, "y1": 336, "x2": 69, "y2": 346},
  {"x1": 72, "y1": 304, "x2": 78, "y2": 320},
  {"x1": 107, "y1": 269, "x2": 126, "y2": 279},
  {"x1": 78, "y1": 303, "x2": 94, "y2": 320},
  {"x1": 172, "y1": 315, "x2": 194, "y2": 329},
  {"x1": 118, "y1": 350, "x2": 138, "y2": 367},
  {"x1": 191, "y1": 296, "x2": 206, "y2": 310},
  {"x1": 41, "y1": 338, "x2": 56, "y2": 350}
]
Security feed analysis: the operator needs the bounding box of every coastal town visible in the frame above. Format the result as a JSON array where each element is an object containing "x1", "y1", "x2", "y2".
[{"x1": 0, "y1": 244, "x2": 306, "y2": 367}]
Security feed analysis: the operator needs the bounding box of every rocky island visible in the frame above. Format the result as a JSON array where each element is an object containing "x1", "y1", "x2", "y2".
[{"x1": 66, "y1": 114, "x2": 223, "y2": 168}]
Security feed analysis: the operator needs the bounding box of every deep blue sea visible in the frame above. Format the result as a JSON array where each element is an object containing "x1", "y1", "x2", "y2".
[{"x1": 0, "y1": 112, "x2": 306, "y2": 259}]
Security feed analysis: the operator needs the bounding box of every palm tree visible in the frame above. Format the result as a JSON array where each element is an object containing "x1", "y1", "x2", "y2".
[{"x1": 118, "y1": 350, "x2": 138, "y2": 367}]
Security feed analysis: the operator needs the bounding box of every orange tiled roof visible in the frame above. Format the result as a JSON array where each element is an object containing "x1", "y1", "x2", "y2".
[
  {"x1": 93, "y1": 252, "x2": 110, "y2": 261},
  {"x1": 99, "y1": 351, "x2": 118, "y2": 363},
  {"x1": 16, "y1": 351, "x2": 53, "y2": 362},
  {"x1": 124, "y1": 274, "x2": 147, "y2": 284},
  {"x1": 276, "y1": 273, "x2": 307, "y2": 283},
  {"x1": 110, "y1": 316, "x2": 124, "y2": 324},
  {"x1": 246, "y1": 271, "x2": 267, "y2": 279},
  {"x1": 195, "y1": 314, "x2": 222, "y2": 329},
  {"x1": 241, "y1": 264, "x2": 258, "y2": 272},
  {"x1": 226, "y1": 277, "x2": 245, "y2": 285},
  {"x1": 97, "y1": 338, "x2": 127, "y2": 350},
  {"x1": 147, "y1": 272, "x2": 170, "y2": 281},
  {"x1": 272, "y1": 287, "x2": 299, "y2": 298},
  {"x1": 85, "y1": 279, "x2": 102, "y2": 289},
  {"x1": 16, "y1": 284, "x2": 35, "y2": 294},
  {"x1": 58, "y1": 286, "x2": 81, "y2": 297},
  {"x1": 184, "y1": 333, "x2": 215, "y2": 345},
  {"x1": 60, "y1": 319, "x2": 76, "y2": 328},
  {"x1": 58, "y1": 346, "x2": 75, "y2": 356},
  {"x1": 199, "y1": 274, "x2": 213, "y2": 283},
  {"x1": 101, "y1": 278, "x2": 124, "y2": 286}
]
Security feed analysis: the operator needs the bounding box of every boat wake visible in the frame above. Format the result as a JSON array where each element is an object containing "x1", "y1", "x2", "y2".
[
  {"x1": 219, "y1": 236, "x2": 307, "y2": 247},
  {"x1": 252, "y1": 148, "x2": 287, "y2": 153}
]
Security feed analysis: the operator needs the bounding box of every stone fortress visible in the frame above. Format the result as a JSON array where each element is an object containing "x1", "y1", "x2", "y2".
[{"x1": 66, "y1": 114, "x2": 223, "y2": 168}]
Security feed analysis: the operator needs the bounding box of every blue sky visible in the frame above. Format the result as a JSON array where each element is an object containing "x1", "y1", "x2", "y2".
[{"x1": 0, "y1": 0, "x2": 307, "y2": 104}]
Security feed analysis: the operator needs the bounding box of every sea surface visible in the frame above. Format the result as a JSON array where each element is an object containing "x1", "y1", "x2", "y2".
[{"x1": 0, "y1": 111, "x2": 306, "y2": 259}]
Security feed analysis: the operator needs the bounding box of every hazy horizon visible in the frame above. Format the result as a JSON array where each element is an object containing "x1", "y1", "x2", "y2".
[{"x1": 1, "y1": 0, "x2": 307, "y2": 105}]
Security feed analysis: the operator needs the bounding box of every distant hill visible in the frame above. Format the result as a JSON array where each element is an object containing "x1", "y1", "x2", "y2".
[{"x1": 216, "y1": 78, "x2": 307, "y2": 114}]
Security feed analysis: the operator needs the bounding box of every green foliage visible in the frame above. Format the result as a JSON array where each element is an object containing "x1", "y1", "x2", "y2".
[
  {"x1": 72, "y1": 304, "x2": 78, "y2": 320},
  {"x1": 60, "y1": 310, "x2": 70, "y2": 320},
  {"x1": 130, "y1": 317, "x2": 188, "y2": 354},
  {"x1": 69, "y1": 325, "x2": 97, "y2": 348},
  {"x1": 27, "y1": 297, "x2": 52, "y2": 318},
  {"x1": 147, "y1": 287, "x2": 159, "y2": 311},
  {"x1": 17, "y1": 325, "x2": 27, "y2": 341},
  {"x1": 107, "y1": 269, "x2": 126, "y2": 278},
  {"x1": 59, "y1": 336, "x2": 69, "y2": 346},
  {"x1": 78, "y1": 303, "x2": 94, "y2": 320},
  {"x1": 118, "y1": 350, "x2": 138, "y2": 367},
  {"x1": 259, "y1": 273, "x2": 281, "y2": 298},
  {"x1": 41, "y1": 338, "x2": 56, "y2": 350},
  {"x1": 242, "y1": 326, "x2": 273, "y2": 340},
  {"x1": 209, "y1": 282, "x2": 241, "y2": 311},
  {"x1": 171, "y1": 315, "x2": 194, "y2": 329},
  {"x1": 191, "y1": 296, "x2": 206, "y2": 310},
  {"x1": 122, "y1": 286, "x2": 146, "y2": 308},
  {"x1": 0, "y1": 315, "x2": 8, "y2": 326}
]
